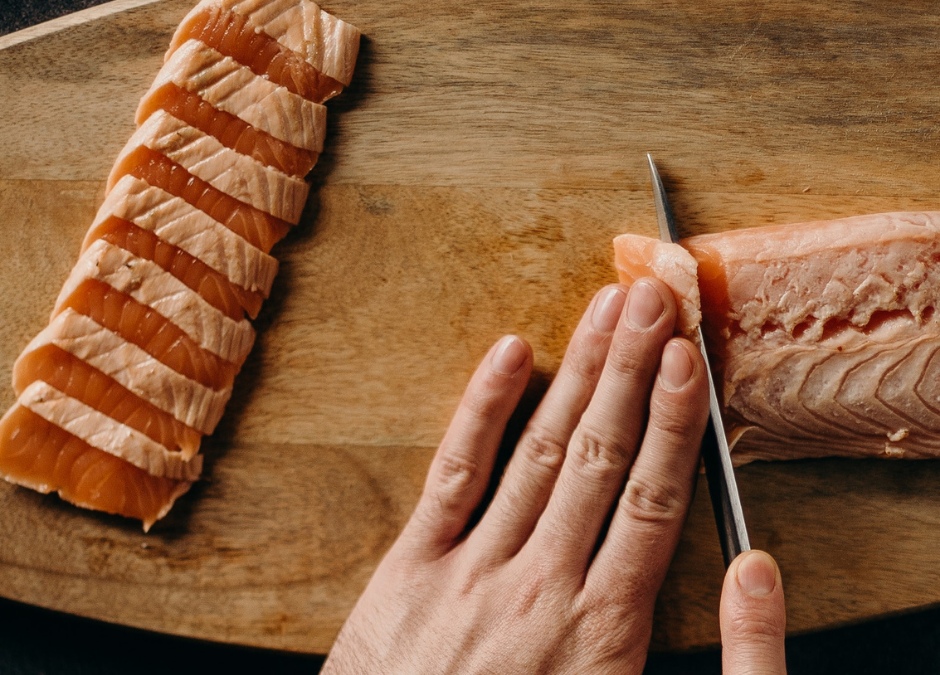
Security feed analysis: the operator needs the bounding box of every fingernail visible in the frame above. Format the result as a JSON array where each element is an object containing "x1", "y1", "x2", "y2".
[
  {"x1": 626, "y1": 281, "x2": 664, "y2": 330},
  {"x1": 492, "y1": 336, "x2": 526, "y2": 375},
  {"x1": 736, "y1": 551, "x2": 778, "y2": 597},
  {"x1": 660, "y1": 340, "x2": 694, "y2": 391},
  {"x1": 591, "y1": 286, "x2": 627, "y2": 333}
]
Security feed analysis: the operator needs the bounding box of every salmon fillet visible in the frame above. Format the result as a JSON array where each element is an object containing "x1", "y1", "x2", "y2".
[
  {"x1": 613, "y1": 212, "x2": 940, "y2": 463},
  {"x1": 0, "y1": 2, "x2": 358, "y2": 528},
  {"x1": 0, "y1": 405, "x2": 192, "y2": 531},
  {"x1": 142, "y1": 39, "x2": 327, "y2": 153},
  {"x1": 116, "y1": 110, "x2": 310, "y2": 223},
  {"x1": 55, "y1": 239, "x2": 255, "y2": 365},
  {"x1": 90, "y1": 175, "x2": 279, "y2": 300},
  {"x1": 12, "y1": 344, "x2": 203, "y2": 459}
]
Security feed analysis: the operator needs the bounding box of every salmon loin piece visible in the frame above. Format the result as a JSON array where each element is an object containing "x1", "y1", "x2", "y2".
[
  {"x1": 90, "y1": 175, "x2": 279, "y2": 299},
  {"x1": 55, "y1": 239, "x2": 255, "y2": 366},
  {"x1": 168, "y1": 0, "x2": 345, "y2": 102},
  {"x1": 613, "y1": 234, "x2": 701, "y2": 339},
  {"x1": 204, "y1": 0, "x2": 360, "y2": 86},
  {"x1": 13, "y1": 344, "x2": 202, "y2": 459},
  {"x1": 19, "y1": 381, "x2": 202, "y2": 481},
  {"x1": 137, "y1": 83, "x2": 318, "y2": 178},
  {"x1": 0, "y1": 405, "x2": 191, "y2": 532},
  {"x1": 19, "y1": 310, "x2": 231, "y2": 435},
  {"x1": 613, "y1": 211, "x2": 940, "y2": 463},
  {"x1": 116, "y1": 110, "x2": 310, "y2": 223},
  {"x1": 0, "y1": 0, "x2": 360, "y2": 528},
  {"x1": 141, "y1": 39, "x2": 327, "y2": 153}
]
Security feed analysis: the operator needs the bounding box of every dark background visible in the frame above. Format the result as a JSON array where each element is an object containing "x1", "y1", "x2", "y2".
[{"x1": 2, "y1": 1, "x2": 940, "y2": 673}]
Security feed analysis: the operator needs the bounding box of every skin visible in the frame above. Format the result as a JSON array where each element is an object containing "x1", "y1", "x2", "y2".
[{"x1": 323, "y1": 279, "x2": 787, "y2": 674}]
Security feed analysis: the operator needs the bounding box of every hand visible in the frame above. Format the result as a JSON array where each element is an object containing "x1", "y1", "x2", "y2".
[{"x1": 322, "y1": 279, "x2": 784, "y2": 674}]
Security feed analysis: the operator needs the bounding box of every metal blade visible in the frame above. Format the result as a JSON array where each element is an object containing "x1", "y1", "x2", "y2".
[{"x1": 646, "y1": 154, "x2": 751, "y2": 567}]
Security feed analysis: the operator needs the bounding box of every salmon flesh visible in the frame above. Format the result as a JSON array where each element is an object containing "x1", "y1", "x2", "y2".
[
  {"x1": 614, "y1": 212, "x2": 940, "y2": 464},
  {"x1": 0, "y1": 0, "x2": 360, "y2": 530}
]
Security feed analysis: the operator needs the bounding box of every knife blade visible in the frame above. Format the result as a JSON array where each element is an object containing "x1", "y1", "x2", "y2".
[{"x1": 646, "y1": 153, "x2": 750, "y2": 568}]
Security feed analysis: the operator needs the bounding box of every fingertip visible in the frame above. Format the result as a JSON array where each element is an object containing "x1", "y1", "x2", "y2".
[
  {"x1": 659, "y1": 338, "x2": 696, "y2": 391},
  {"x1": 734, "y1": 550, "x2": 780, "y2": 597},
  {"x1": 491, "y1": 335, "x2": 530, "y2": 376},
  {"x1": 591, "y1": 285, "x2": 628, "y2": 333}
]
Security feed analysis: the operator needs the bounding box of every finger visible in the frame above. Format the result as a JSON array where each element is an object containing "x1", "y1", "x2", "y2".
[
  {"x1": 586, "y1": 337, "x2": 709, "y2": 607},
  {"x1": 721, "y1": 550, "x2": 788, "y2": 675},
  {"x1": 468, "y1": 285, "x2": 627, "y2": 561},
  {"x1": 400, "y1": 335, "x2": 532, "y2": 560},
  {"x1": 525, "y1": 278, "x2": 676, "y2": 574}
]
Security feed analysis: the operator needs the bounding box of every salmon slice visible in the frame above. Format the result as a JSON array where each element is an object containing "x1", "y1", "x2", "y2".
[
  {"x1": 19, "y1": 310, "x2": 231, "y2": 434},
  {"x1": 56, "y1": 240, "x2": 255, "y2": 366},
  {"x1": 169, "y1": 0, "x2": 345, "y2": 103},
  {"x1": 613, "y1": 211, "x2": 940, "y2": 463},
  {"x1": 613, "y1": 234, "x2": 701, "y2": 338},
  {"x1": 13, "y1": 343, "x2": 202, "y2": 459},
  {"x1": 116, "y1": 110, "x2": 310, "y2": 223},
  {"x1": 108, "y1": 145, "x2": 290, "y2": 253},
  {"x1": 55, "y1": 278, "x2": 236, "y2": 392},
  {"x1": 0, "y1": 404, "x2": 191, "y2": 531},
  {"x1": 140, "y1": 39, "x2": 327, "y2": 153},
  {"x1": 205, "y1": 0, "x2": 360, "y2": 86},
  {"x1": 19, "y1": 381, "x2": 202, "y2": 481},
  {"x1": 91, "y1": 216, "x2": 263, "y2": 321},
  {"x1": 137, "y1": 83, "x2": 318, "y2": 178},
  {"x1": 90, "y1": 175, "x2": 278, "y2": 299}
]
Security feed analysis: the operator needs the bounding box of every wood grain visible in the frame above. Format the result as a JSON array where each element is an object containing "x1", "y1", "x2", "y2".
[{"x1": 2, "y1": 0, "x2": 940, "y2": 654}]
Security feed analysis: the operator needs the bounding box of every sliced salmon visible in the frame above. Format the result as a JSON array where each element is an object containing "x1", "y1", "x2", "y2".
[
  {"x1": 13, "y1": 343, "x2": 202, "y2": 459},
  {"x1": 19, "y1": 310, "x2": 231, "y2": 435},
  {"x1": 137, "y1": 83, "x2": 318, "y2": 178},
  {"x1": 90, "y1": 175, "x2": 278, "y2": 300},
  {"x1": 108, "y1": 146, "x2": 290, "y2": 253},
  {"x1": 204, "y1": 0, "x2": 361, "y2": 86},
  {"x1": 56, "y1": 240, "x2": 255, "y2": 366},
  {"x1": 140, "y1": 39, "x2": 327, "y2": 153},
  {"x1": 19, "y1": 381, "x2": 202, "y2": 481},
  {"x1": 55, "y1": 278, "x2": 236, "y2": 392},
  {"x1": 613, "y1": 211, "x2": 940, "y2": 463},
  {"x1": 0, "y1": 404, "x2": 191, "y2": 532},
  {"x1": 91, "y1": 216, "x2": 264, "y2": 321},
  {"x1": 116, "y1": 110, "x2": 310, "y2": 223},
  {"x1": 168, "y1": 0, "x2": 345, "y2": 103}
]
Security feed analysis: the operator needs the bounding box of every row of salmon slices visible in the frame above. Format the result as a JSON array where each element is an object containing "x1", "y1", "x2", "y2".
[{"x1": 0, "y1": 0, "x2": 360, "y2": 529}]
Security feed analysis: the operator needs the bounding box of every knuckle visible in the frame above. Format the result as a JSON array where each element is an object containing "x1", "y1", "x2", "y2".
[
  {"x1": 648, "y1": 397, "x2": 699, "y2": 440},
  {"x1": 605, "y1": 334, "x2": 660, "y2": 382},
  {"x1": 571, "y1": 427, "x2": 632, "y2": 475},
  {"x1": 434, "y1": 452, "x2": 479, "y2": 497},
  {"x1": 565, "y1": 339, "x2": 606, "y2": 385},
  {"x1": 728, "y1": 609, "x2": 786, "y2": 642},
  {"x1": 517, "y1": 431, "x2": 567, "y2": 472},
  {"x1": 621, "y1": 474, "x2": 687, "y2": 524},
  {"x1": 460, "y1": 382, "x2": 505, "y2": 422}
]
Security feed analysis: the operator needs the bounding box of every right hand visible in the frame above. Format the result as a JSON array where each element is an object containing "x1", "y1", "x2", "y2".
[{"x1": 720, "y1": 549, "x2": 788, "y2": 674}]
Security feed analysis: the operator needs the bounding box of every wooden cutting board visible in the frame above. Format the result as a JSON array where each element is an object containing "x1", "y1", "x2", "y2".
[{"x1": 3, "y1": 0, "x2": 940, "y2": 654}]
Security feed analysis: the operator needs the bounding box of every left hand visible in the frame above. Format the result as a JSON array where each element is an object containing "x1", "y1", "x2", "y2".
[{"x1": 322, "y1": 279, "x2": 710, "y2": 673}]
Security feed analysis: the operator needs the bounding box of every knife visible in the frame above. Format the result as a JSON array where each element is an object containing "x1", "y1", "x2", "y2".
[{"x1": 646, "y1": 153, "x2": 750, "y2": 568}]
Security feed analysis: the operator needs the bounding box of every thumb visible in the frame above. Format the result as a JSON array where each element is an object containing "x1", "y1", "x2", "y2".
[{"x1": 720, "y1": 550, "x2": 787, "y2": 675}]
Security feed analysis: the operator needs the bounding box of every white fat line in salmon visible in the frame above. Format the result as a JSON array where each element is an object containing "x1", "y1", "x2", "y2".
[
  {"x1": 93, "y1": 175, "x2": 279, "y2": 296},
  {"x1": 19, "y1": 381, "x2": 203, "y2": 481},
  {"x1": 186, "y1": 0, "x2": 361, "y2": 86},
  {"x1": 115, "y1": 110, "x2": 310, "y2": 223},
  {"x1": 55, "y1": 239, "x2": 256, "y2": 365},
  {"x1": 18, "y1": 310, "x2": 231, "y2": 434},
  {"x1": 142, "y1": 39, "x2": 327, "y2": 153}
]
